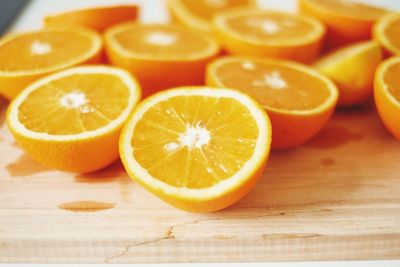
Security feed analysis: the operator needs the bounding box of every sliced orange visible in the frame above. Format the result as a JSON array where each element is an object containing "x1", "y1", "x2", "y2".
[
  {"x1": 104, "y1": 23, "x2": 220, "y2": 98},
  {"x1": 167, "y1": 0, "x2": 254, "y2": 32},
  {"x1": 44, "y1": 5, "x2": 139, "y2": 32},
  {"x1": 314, "y1": 40, "x2": 383, "y2": 106},
  {"x1": 119, "y1": 87, "x2": 271, "y2": 212},
  {"x1": 207, "y1": 56, "x2": 338, "y2": 149},
  {"x1": 0, "y1": 28, "x2": 102, "y2": 100},
  {"x1": 373, "y1": 12, "x2": 400, "y2": 56},
  {"x1": 7, "y1": 66, "x2": 141, "y2": 173},
  {"x1": 374, "y1": 56, "x2": 400, "y2": 140},
  {"x1": 213, "y1": 8, "x2": 325, "y2": 63},
  {"x1": 299, "y1": 0, "x2": 389, "y2": 49}
]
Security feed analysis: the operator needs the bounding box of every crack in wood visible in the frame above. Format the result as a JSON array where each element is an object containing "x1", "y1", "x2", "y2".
[{"x1": 104, "y1": 208, "x2": 331, "y2": 263}]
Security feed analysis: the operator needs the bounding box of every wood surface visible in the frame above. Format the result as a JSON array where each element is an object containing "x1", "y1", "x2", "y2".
[{"x1": 0, "y1": 96, "x2": 399, "y2": 263}]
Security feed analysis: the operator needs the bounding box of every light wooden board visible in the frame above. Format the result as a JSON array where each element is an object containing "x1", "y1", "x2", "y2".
[{"x1": 0, "y1": 96, "x2": 399, "y2": 263}]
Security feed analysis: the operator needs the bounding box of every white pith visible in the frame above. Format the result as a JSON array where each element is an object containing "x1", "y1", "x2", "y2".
[
  {"x1": 262, "y1": 71, "x2": 287, "y2": 89},
  {"x1": 146, "y1": 32, "x2": 177, "y2": 46},
  {"x1": 30, "y1": 40, "x2": 52, "y2": 55}
]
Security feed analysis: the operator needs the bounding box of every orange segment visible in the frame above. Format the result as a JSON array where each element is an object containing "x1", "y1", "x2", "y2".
[
  {"x1": 44, "y1": 5, "x2": 139, "y2": 32},
  {"x1": 168, "y1": 0, "x2": 254, "y2": 32},
  {"x1": 7, "y1": 66, "x2": 141, "y2": 173},
  {"x1": 104, "y1": 23, "x2": 220, "y2": 97},
  {"x1": 207, "y1": 56, "x2": 338, "y2": 149},
  {"x1": 0, "y1": 28, "x2": 102, "y2": 100},
  {"x1": 374, "y1": 56, "x2": 400, "y2": 139},
  {"x1": 314, "y1": 40, "x2": 383, "y2": 106},
  {"x1": 120, "y1": 87, "x2": 271, "y2": 212},
  {"x1": 373, "y1": 12, "x2": 400, "y2": 56},
  {"x1": 213, "y1": 8, "x2": 325, "y2": 63},
  {"x1": 299, "y1": 0, "x2": 389, "y2": 49}
]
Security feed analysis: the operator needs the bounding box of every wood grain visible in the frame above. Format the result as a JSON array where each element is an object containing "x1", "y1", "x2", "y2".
[{"x1": 0, "y1": 97, "x2": 399, "y2": 263}]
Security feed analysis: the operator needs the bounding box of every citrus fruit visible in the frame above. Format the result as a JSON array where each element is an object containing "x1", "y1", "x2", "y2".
[
  {"x1": 213, "y1": 8, "x2": 325, "y2": 63},
  {"x1": 167, "y1": 0, "x2": 254, "y2": 32},
  {"x1": 0, "y1": 28, "x2": 102, "y2": 100},
  {"x1": 7, "y1": 66, "x2": 141, "y2": 173},
  {"x1": 299, "y1": 0, "x2": 389, "y2": 49},
  {"x1": 119, "y1": 87, "x2": 271, "y2": 212},
  {"x1": 44, "y1": 5, "x2": 139, "y2": 32},
  {"x1": 374, "y1": 56, "x2": 400, "y2": 140},
  {"x1": 314, "y1": 40, "x2": 383, "y2": 106},
  {"x1": 206, "y1": 56, "x2": 338, "y2": 149},
  {"x1": 104, "y1": 23, "x2": 220, "y2": 98},
  {"x1": 373, "y1": 12, "x2": 400, "y2": 56}
]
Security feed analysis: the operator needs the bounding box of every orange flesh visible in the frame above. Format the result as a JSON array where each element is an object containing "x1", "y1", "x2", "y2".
[
  {"x1": 384, "y1": 62, "x2": 400, "y2": 102},
  {"x1": 112, "y1": 25, "x2": 210, "y2": 57},
  {"x1": 131, "y1": 95, "x2": 258, "y2": 189},
  {"x1": 214, "y1": 60, "x2": 330, "y2": 110},
  {"x1": 224, "y1": 13, "x2": 314, "y2": 42},
  {"x1": 18, "y1": 73, "x2": 129, "y2": 135},
  {"x1": 0, "y1": 31, "x2": 93, "y2": 72},
  {"x1": 383, "y1": 16, "x2": 400, "y2": 52},
  {"x1": 179, "y1": 0, "x2": 252, "y2": 20},
  {"x1": 305, "y1": 0, "x2": 388, "y2": 20}
]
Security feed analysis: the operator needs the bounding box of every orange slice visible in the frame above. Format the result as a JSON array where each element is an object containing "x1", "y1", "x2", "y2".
[
  {"x1": 104, "y1": 23, "x2": 220, "y2": 98},
  {"x1": 167, "y1": 0, "x2": 254, "y2": 32},
  {"x1": 207, "y1": 56, "x2": 338, "y2": 149},
  {"x1": 119, "y1": 87, "x2": 271, "y2": 212},
  {"x1": 299, "y1": 0, "x2": 389, "y2": 49},
  {"x1": 314, "y1": 40, "x2": 383, "y2": 106},
  {"x1": 374, "y1": 56, "x2": 400, "y2": 140},
  {"x1": 0, "y1": 28, "x2": 102, "y2": 100},
  {"x1": 213, "y1": 8, "x2": 325, "y2": 63},
  {"x1": 373, "y1": 12, "x2": 400, "y2": 56},
  {"x1": 44, "y1": 5, "x2": 139, "y2": 32},
  {"x1": 7, "y1": 66, "x2": 141, "y2": 173}
]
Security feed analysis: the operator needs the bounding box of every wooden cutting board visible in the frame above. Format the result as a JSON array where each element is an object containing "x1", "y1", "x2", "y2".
[{"x1": 0, "y1": 96, "x2": 399, "y2": 263}]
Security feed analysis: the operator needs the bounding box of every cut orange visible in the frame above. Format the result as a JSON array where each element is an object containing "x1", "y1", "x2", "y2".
[
  {"x1": 104, "y1": 23, "x2": 220, "y2": 98},
  {"x1": 374, "y1": 56, "x2": 400, "y2": 140},
  {"x1": 299, "y1": 0, "x2": 389, "y2": 49},
  {"x1": 213, "y1": 8, "x2": 325, "y2": 63},
  {"x1": 167, "y1": 0, "x2": 254, "y2": 32},
  {"x1": 119, "y1": 87, "x2": 271, "y2": 212},
  {"x1": 44, "y1": 5, "x2": 139, "y2": 32},
  {"x1": 0, "y1": 28, "x2": 102, "y2": 100},
  {"x1": 373, "y1": 12, "x2": 400, "y2": 56},
  {"x1": 207, "y1": 56, "x2": 338, "y2": 149},
  {"x1": 7, "y1": 66, "x2": 141, "y2": 173},
  {"x1": 314, "y1": 40, "x2": 383, "y2": 106}
]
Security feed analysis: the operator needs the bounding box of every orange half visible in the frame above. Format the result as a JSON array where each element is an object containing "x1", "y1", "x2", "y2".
[
  {"x1": 373, "y1": 12, "x2": 400, "y2": 56},
  {"x1": 374, "y1": 56, "x2": 400, "y2": 139},
  {"x1": 207, "y1": 56, "x2": 338, "y2": 149},
  {"x1": 213, "y1": 8, "x2": 325, "y2": 63},
  {"x1": 314, "y1": 40, "x2": 383, "y2": 106},
  {"x1": 299, "y1": 0, "x2": 389, "y2": 49},
  {"x1": 105, "y1": 23, "x2": 220, "y2": 97},
  {"x1": 7, "y1": 66, "x2": 141, "y2": 173},
  {"x1": 44, "y1": 5, "x2": 139, "y2": 32},
  {"x1": 120, "y1": 87, "x2": 271, "y2": 212},
  {"x1": 0, "y1": 28, "x2": 102, "y2": 100}
]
